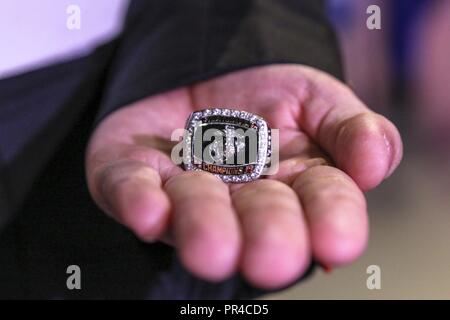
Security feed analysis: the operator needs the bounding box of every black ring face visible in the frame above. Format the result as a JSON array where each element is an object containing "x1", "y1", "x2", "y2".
[{"x1": 183, "y1": 108, "x2": 270, "y2": 183}]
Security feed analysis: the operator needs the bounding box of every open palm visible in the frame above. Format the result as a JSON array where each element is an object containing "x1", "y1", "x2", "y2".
[{"x1": 86, "y1": 65, "x2": 402, "y2": 289}]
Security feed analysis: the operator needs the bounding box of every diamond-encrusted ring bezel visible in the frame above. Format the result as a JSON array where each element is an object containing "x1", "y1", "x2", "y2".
[{"x1": 183, "y1": 108, "x2": 270, "y2": 183}]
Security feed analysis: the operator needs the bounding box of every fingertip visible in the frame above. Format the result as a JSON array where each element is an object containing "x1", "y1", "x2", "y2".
[
  {"x1": 336, "y1": 113, "x2": 403, "y2": 191},
  {"x1": 309, "y1": 192, "x2": 368, "y2": 266},
  {"x1": 166, "y1": 171, "x2": 241, "y2": 282},
  {"x1": 293, "y1": 165, "x2": 369, "y2": 268},
  {"x1": 113, "y1": 179, "x2": 171, "y2": 242},
  {"x1": 312, "y1": 225, "x2": 368, "y2": 267},
  {"x1": 233, "y1": 180, "x2": 311, "y2": 290},
  {"x1": 241, "y1": 243, "x2": 310, "y2": 290},
  {"x1": 178, "y1": 230, "x2": 241, "y2": 282}
]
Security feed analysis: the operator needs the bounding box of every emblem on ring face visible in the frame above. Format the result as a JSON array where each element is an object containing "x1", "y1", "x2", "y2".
[{"x1": 183, "y1": 108, "x2": 271, "y2": 183}]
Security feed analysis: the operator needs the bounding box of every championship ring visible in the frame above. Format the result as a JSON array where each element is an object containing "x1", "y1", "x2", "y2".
[{"x1": 183, "y1": 108, "x2": 271, "y2": 183}]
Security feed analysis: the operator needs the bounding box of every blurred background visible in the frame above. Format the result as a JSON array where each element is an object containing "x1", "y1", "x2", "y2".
[{"x1": 267, "y1": 0, "x2": 450, "y2": 299}]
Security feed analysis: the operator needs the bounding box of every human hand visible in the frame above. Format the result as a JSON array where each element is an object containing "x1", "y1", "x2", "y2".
[{"x1": 85, "y1": 64, "x2": 402, "y2": 289}]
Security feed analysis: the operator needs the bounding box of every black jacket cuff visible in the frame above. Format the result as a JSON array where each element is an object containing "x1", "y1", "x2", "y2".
[{"x1": 97, "y1": 0, "x2": 343, "y2": 122}]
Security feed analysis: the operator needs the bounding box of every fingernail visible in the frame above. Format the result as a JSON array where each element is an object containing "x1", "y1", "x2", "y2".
[
  {"x1": 383, "y1": 133, "x2": 392, "y2": 175},
  {"x1": 383, "y1": 131, "x2": 399, "y2": 179}
]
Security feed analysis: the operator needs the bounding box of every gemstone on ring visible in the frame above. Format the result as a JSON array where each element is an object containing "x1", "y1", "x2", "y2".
[{"x1": 183, "y1": 108, "x2": 271, "y2": 183}]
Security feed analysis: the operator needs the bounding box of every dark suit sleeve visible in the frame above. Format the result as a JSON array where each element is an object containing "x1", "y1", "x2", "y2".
[{"x1": 97, "y1": 0, "x2": 343, "y2": 121}]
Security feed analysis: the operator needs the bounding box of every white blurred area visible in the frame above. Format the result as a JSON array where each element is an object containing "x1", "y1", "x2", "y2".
[{"x1": 0, "y1": 0, "x2": 129, "y2": 79}]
